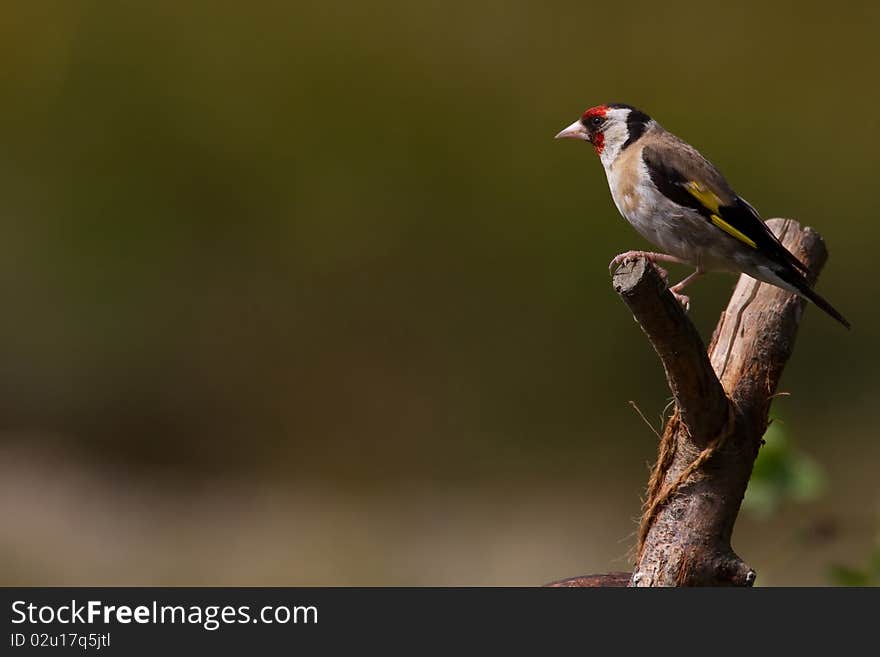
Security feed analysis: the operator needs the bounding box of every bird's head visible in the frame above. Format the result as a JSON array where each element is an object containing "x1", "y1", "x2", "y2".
[{"x1": 555, "y1": 103, "x2": 653, "y2": 166}]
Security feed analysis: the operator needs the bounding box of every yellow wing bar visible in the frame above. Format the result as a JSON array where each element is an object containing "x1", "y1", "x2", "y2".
[
  {"x1": 685, "y1": 181, "x2": 757, "y2": 249},
  {"x1": 710, "y1": 214, "x2": 757, "y2": 248},
  {"x1": 684, "y1": 181, "x2": 721, "y2": 214}
]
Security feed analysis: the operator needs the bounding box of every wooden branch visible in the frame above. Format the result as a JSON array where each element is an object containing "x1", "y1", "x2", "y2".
[
  {"x1": 628, "y1": 218, "x2": 827, "y2": 586},
  {"x1": 546, "y1": 218, "x2": 829, "y2": 587},
  {"x1": 545, "y1": 573, "x2": 631, "y2": 588},
  {"x1": 708, "y1": 220, "x2": 826, "y2": 425},
  {"x1": 612, "y1": 258, "x2": 729, "y2": 445}
]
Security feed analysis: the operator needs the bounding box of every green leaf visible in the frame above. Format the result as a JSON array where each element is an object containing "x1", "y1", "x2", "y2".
[
  {"x1": 743, "y1": 419, "x2": 826, "y2": 518},
  {"x1": 828, "y1": 564, "x2": 871, "y2": 587}
]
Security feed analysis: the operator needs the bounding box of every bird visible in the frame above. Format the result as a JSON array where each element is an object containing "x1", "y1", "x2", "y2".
[{"x1": 555, "y1": 103, "x2": 849, "y2": 328}]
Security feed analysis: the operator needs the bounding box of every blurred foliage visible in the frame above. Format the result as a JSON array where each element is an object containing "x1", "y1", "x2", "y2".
[
  {"x1": 0, "y1": 0, "x2": 877, "y2": 584},
  {"x1": 0, "y1": 0, "x2": 876, "y2": 480},
  {"x1": 742, "y1": 415, "x2": 880, "y2": 587},
  {"x1": 829, "y1": 537, "x2": 880, "y2": 586},
  {"x1": 743, "y1": 418, "x2": 826, "y2": 518}
]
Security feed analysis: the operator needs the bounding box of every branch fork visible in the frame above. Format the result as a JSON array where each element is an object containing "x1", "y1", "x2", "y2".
[{"x1": 547, "y1": 219, "x2": 829, "y2": 587}]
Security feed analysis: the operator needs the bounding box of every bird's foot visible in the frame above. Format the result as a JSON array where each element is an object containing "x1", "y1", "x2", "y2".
[
  {"x1": 668, "y1": 269, "x2": 703, "y2": 313},
  {"x1": 608, "y1": 251, "x2": 669, "y2": 282},
  {"x1": 670, "y1": 290, "x2": 691, "y2": 312}
]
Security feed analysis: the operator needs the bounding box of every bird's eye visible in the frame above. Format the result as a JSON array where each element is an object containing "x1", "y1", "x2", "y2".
[{"x1": 590, "y1": 116, "x2": 603, "y2": 127}]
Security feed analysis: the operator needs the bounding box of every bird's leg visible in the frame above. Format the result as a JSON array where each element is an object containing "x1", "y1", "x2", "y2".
[
  {"x1": 668, "y1": 269, "x2": 704, "y2": 312},
  {"x1": 608, "y1": 251, "x2": 689, "y2": 283}
]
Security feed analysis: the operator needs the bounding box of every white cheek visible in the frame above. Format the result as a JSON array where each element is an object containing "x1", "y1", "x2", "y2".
[{"x1": 598, "y1": 124, "x2": 629, "y2": 166}]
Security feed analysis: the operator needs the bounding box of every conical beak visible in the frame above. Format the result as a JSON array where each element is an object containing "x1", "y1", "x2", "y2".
[{"x1": 554, "y1": 119, "x2": 588, "y2": 141}]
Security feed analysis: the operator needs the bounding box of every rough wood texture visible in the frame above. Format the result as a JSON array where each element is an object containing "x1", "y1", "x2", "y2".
[
  {"x1": 628, "y1": 218, "x2": 827, "y2": 586},
  {"x1": 548, "y1": 219, "x2": 829, "y2": 587},
  {"x1": 612, "y1": 257, "x2": 730, "y2": 447},
  {"x1": 544, "y1": 573, "x2": 631, "y2": 587}
]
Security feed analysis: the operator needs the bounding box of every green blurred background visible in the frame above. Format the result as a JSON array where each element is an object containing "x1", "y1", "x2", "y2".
[{"x1": 1, "y1": 1, "x2": 877, "y2": 585}]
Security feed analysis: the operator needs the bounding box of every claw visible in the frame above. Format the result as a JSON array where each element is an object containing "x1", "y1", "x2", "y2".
[
  {"x1": 609, "y1": 251, "x2": 669, "y2": 281},
  {"x1": 608, "y1": 253, "x2": 628, "y2": 272},
  {"x1": 671, "y1": 291, "x2": 691, "y2": 312},
  {"x1": 668, "y1": 269, "x2": 703, "y2": 313},
  {"x1": 608, "y1": 250, "x2": 654, "y2": 272}
]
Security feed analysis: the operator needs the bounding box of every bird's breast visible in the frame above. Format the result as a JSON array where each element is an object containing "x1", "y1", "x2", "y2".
[
  {"x1": 605, "y1": 155, "x2": 691, "y2": 259},
  {"x1": 606, "y1": 157, "x2": 651, "y2": 225}
]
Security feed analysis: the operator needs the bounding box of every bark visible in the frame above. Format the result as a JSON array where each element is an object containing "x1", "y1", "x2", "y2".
[
  {"x1": 549, "y1": 218, "x2": 829, "y2": 587},
  {"x1": 545, "y1": 573, "x2": 630, "y2": 588}
]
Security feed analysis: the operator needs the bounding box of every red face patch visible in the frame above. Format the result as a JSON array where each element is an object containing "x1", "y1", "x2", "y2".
[
  {"x1": 580, "y1": 105, "x2": 608, "y2": 122},
  {"x1": 580, "y1": 105, "x2": 608, "y2": 155}
]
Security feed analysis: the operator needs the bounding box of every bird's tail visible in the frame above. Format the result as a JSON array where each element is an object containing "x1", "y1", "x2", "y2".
[
  {"x1": 796, "y1": 283, "x2": 850, "y2": 329},
  {"x1": 776, "y1": 267, "x2": 850, "y2": 329}
]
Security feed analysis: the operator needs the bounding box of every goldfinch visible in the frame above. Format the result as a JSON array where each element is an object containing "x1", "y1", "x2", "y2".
[{"x1": 555, "y1": 103, "x2": 849, "y2": 328}]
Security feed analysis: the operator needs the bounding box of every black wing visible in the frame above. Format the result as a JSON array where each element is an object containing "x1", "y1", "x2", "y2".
[{"x1": 642, "y1": 142, "x2": 809, "y2": 276}]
